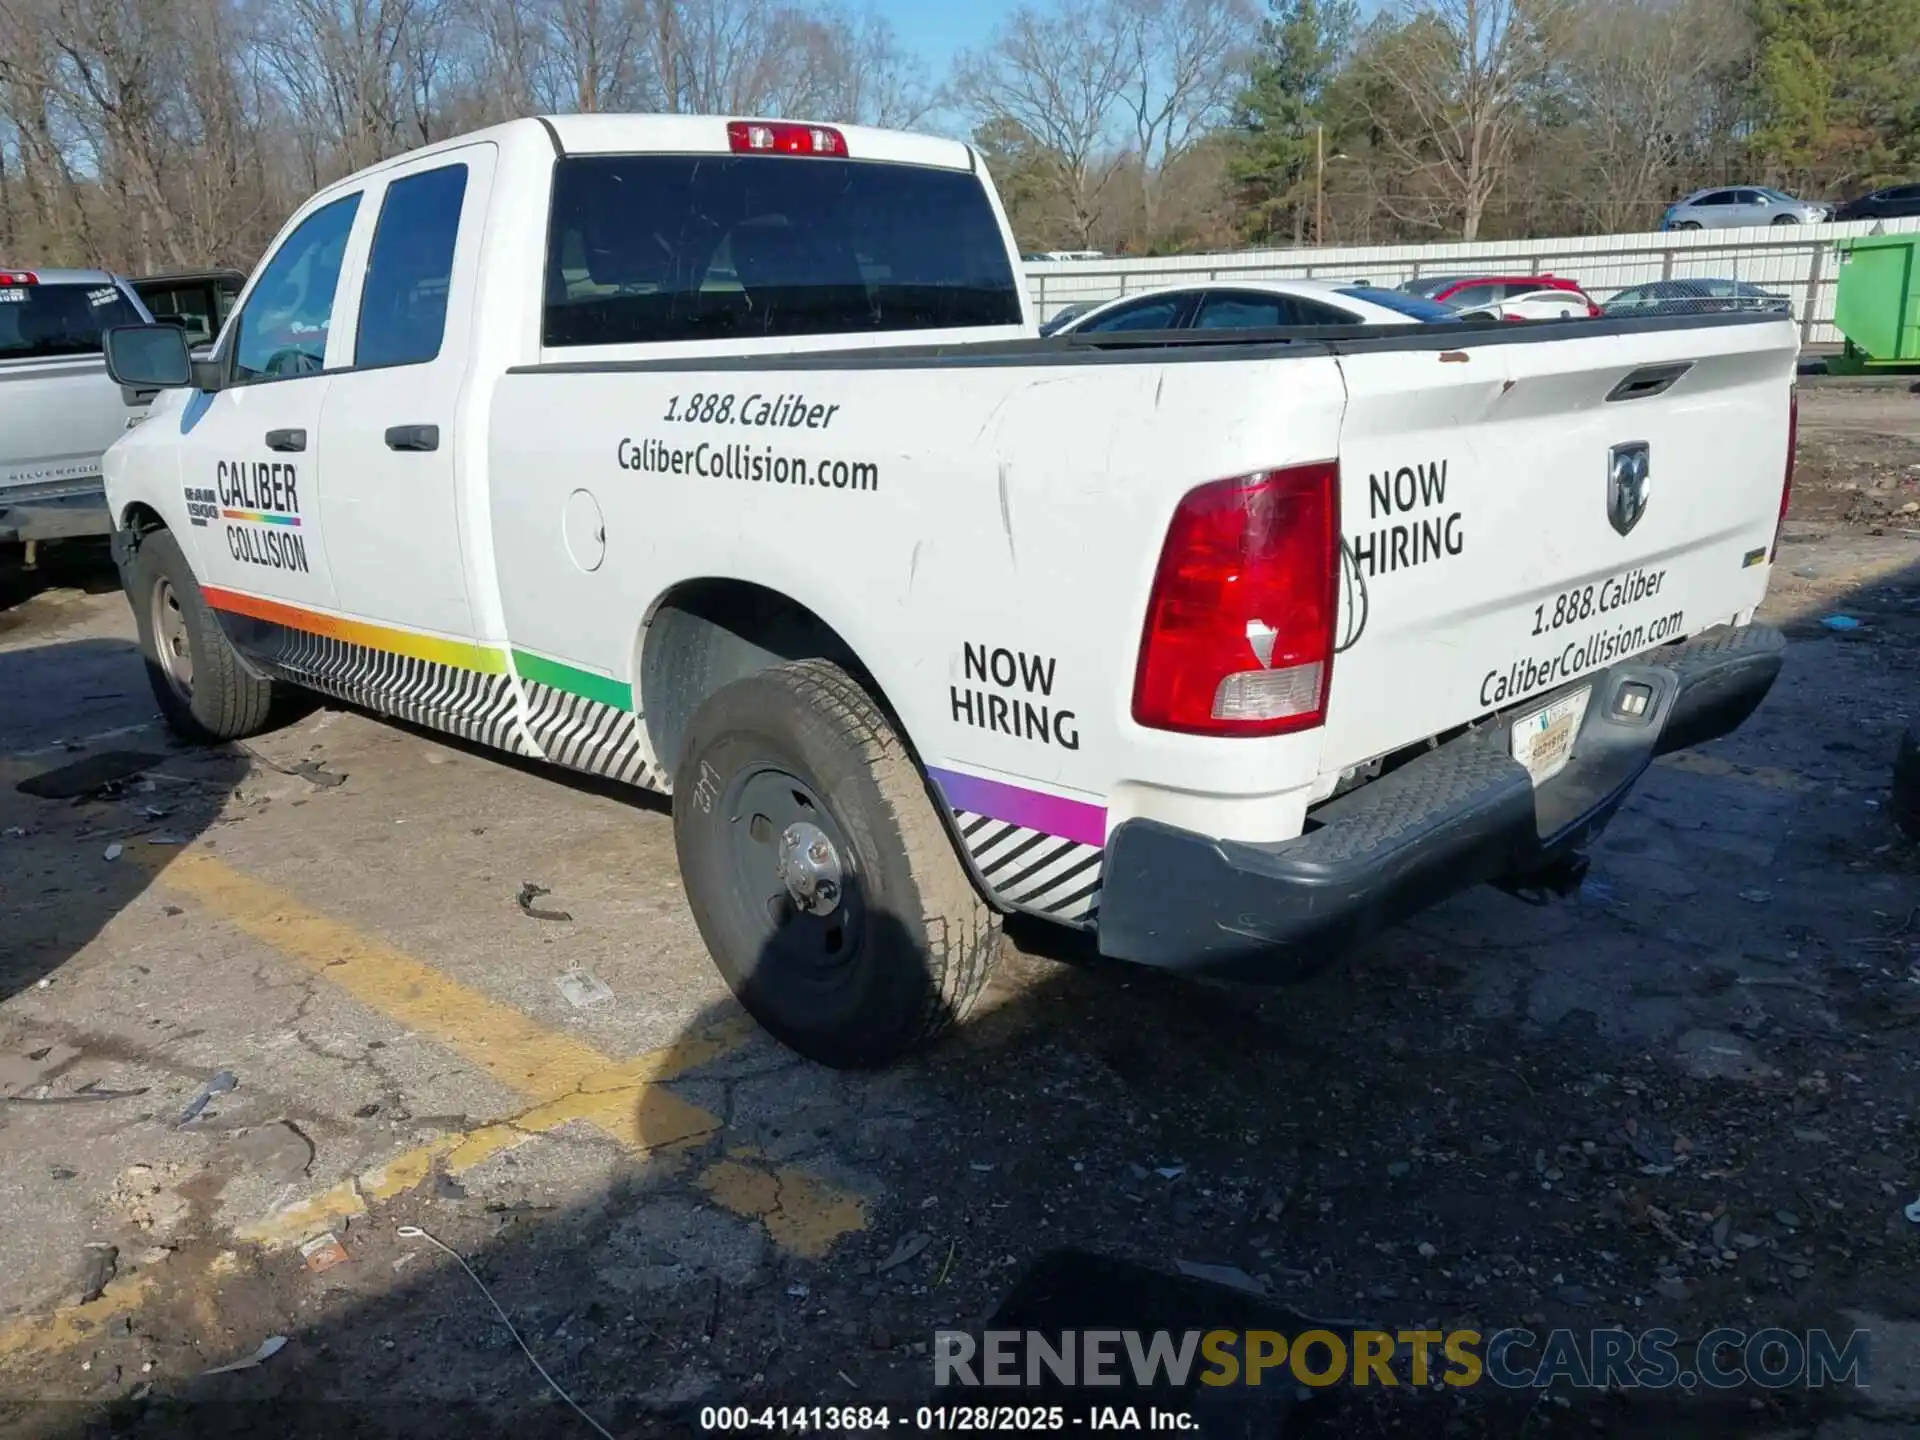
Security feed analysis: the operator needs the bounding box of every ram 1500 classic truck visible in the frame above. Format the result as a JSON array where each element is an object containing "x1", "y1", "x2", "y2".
[
  {"x1": 1, "y1": 267, "x2": 156, "y2": 554},
  {"x1": 98, "y1": 115, "x2": 1796, "y2": 1067}
]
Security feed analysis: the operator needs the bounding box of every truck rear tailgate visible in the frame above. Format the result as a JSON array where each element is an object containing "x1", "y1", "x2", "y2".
[{"x1": 1322, "y1": 316, "x2": 1798, "y2": 774}]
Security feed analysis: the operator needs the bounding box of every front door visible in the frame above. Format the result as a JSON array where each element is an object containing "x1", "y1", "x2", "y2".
[
  {"x1": 172, "y1": 190, "x2": 364, "y2": 624},
  {"x1": 320, "y1": 145, "x2": 494, "y2": 645}
]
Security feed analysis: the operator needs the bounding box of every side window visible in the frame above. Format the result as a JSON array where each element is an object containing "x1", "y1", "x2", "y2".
[
  {"x1": 1080, "y1": 296, "x2": 1185, "y2": 332},
  {"x1": 356, "y1": 164, "x2": 469, "y2": 369},
  {"x1": 143, "y1": 285, "x2": 217, "y2": 345},
  {"x1": 1445, "y1": 283, "x2": 1499, "y2": 308},
  {"x1": 1889, "y1": 186, "x2": 1920, "y2": 202},
  {"x1": 1736, "y1": 190, "x2": 1767, "y2": 206},
  {"x1": 1289, "y1": 298, "x2": 1359, "y2": 325},
  {"x1": 1695, "y1": 191, "x2": 1731, "y2": 207},
  {"x1": 1195, "y1": 294, "x2": 1287, "y2": 329},
  {"x1": 231, "y1": 194, "x2": 361, "y2": 383}
]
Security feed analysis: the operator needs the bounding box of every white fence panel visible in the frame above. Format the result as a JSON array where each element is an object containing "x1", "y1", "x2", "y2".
[{"x1": 1022, "y1": 218, "x2": 1920, "y2": 345}]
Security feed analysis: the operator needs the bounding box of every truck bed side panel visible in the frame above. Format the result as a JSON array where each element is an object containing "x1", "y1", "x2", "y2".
[{"x1": 487, "y1": 353, "x2": 1350, "y2": 920}]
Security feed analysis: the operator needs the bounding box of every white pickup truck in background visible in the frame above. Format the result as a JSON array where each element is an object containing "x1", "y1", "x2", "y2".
[
  {"x1": 100, "y1": 115, "x2": 1796, "y2": 1067},
  {"x1": 1, "y1": 267, "x2": 156, "y2": 555}
]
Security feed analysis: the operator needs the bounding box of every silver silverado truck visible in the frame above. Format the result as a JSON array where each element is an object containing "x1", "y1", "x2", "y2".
[{"x1": 1, "y1": 266, "x2": 155, "y2": 552}]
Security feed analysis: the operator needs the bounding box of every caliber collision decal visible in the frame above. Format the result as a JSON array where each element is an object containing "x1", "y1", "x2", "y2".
[
  {"x1": 926, "y1": 766, "x2": 1105, "y2": 924},
  {"x1": 216, "y1": 462, "x2": 310, "y2": 573}
]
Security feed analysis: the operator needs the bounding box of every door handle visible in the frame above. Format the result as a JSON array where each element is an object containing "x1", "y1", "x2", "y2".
[
  {"x1": 265, "y1": 428, "x2": 306, "y2": 452},
  {"x1": 384, "y1": 424, "x2": 439, "y2": 453}
]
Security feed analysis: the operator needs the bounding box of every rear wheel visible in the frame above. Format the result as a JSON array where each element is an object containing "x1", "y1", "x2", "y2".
[
  {"x1": 1772, "y1": 214, "x2": 1801, "y2": 226},
  {"x1": 126, "y1": 528, "x2": 278, "y2": 742},
  {"x1": 1676, "y1": 221, "x2": 1702, "y2": 231},
  {"x1": 672, "y1": 660, "x2": 1000, "y2": 1068}
]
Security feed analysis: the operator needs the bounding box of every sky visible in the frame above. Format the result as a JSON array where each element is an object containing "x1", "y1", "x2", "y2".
[
  {"x1": 869, "y1": 0, "x2": 1005, "y2": 75},
  {"x1": 874, "y1": 0, "x2": 1390, "y2": 83}
]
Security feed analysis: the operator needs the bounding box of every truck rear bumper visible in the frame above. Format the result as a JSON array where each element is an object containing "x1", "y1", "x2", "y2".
[
  {"x1": 0, "y1": 478, "x2": 111, "y2": 543},
  {"x1": 1096, "y1": 622, "x2": 1786, "y2": 979}
]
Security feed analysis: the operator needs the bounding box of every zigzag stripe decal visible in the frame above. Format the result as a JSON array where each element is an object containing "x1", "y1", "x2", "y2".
[
  {"x1": 209, "y1": 595, "x2": 1111, "y2": 924},
  {"x1": 951, "y1": 808, "x2": 1102, "y2": 923},
  {"x1": 517, "y1": 678, "x2": 660, "y2": 792},
  {"x1": 256, "y1": 625, "x2": 535, "y2": 756}
]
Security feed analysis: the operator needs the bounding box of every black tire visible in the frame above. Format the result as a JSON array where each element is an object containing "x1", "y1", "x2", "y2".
[
  {"x1": 125, "y1": 528, "x2": 278, "y2": 743},
  {"x1": 1677, "y1": 221, "x2": 1702, "y2": 231},
  {"x1": 1772, "y1": 214, "x2": 1800, "y2": 226},
  {"x1": 673, "y1": 660, "x2": 1000, "y2": 1068},
  {"x1": 1893, "y1": 725, "x2": 1920, "y2": 844}
]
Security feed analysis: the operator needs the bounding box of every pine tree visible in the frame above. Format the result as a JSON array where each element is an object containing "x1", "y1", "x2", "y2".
[{"x1": 1228, "y1": 0, "x2": 1357, "y2": 244}]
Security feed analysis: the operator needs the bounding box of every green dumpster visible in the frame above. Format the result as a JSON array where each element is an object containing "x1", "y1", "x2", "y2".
[{"x1": 1830, "y1": 231, "x2": 1920, "y2": 374}]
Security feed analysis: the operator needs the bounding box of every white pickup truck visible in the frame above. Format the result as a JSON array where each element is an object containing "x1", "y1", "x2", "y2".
[
  {"x1": 100, "y1": 115, "x2": 1796, "y2": 1067},
  {"x1": 1, "y1": 267, "x2": 156, "y2": 553}
]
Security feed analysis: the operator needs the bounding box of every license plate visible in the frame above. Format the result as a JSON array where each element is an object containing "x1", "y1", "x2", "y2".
[{"x1": 1511, "y1": 686, "x2": 1591, "y2": 787}]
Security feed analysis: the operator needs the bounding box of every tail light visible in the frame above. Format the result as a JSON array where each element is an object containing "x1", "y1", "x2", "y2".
[
  {"x1": 1133, "y1": 462, "x2": 1340, "y2": 737},
  {"x1": 1773, "y1": 389, "x2": 1797, "y2": 561},
  {"x1": 0, "y1": 270, "x2": 38, "y2": 285},
  {"x1": 727, "y1": 121, "x2": 846, "y2": 157}
]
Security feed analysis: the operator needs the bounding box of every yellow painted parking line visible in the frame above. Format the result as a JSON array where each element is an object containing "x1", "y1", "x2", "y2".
[
  {"x1": 140, "y1": 847, "x2": 867, "y2": 1257},
  {"x1": 155, "y1": 851, "x2": 655, "y2": 1100},
  {"x1": 0, "y1": 1275, "x2": 157, "y2": 1367},
  {"x1": 699, "y1": 1160, "x2": 874, "y2": 1258}
]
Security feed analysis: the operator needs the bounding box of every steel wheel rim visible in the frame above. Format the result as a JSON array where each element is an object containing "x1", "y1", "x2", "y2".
[
  {"x1": 723, "y1": 764, "x2": 864, "y2": 984},
  {"x1": 150, "y1": 577, "x2": 194, "y2": 701}
]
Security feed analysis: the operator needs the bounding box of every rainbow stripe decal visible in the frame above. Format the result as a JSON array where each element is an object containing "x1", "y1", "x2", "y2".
[
  {"x1": 926, "y1": 766, "x2": 1108, "y2": 848},
  {"x1": 222, "y1": 509, "x2": 301, "y2": 527},
  {"x1": 511, "y1": 648, "x2": 633, "y2": 710},
  {"x1": 202, "y1": 589, "x2": 508, "y2": 674}
]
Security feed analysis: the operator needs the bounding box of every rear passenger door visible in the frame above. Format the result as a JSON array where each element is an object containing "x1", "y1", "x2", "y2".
[
  {"x1": 321, "y1": 146, "x2": 494, "y2": 647},
  {"x1": 1728, "y1": 190, "x2": 1773, "y2": 227}
]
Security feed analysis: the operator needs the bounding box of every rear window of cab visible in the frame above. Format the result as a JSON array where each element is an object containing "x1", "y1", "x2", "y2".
[{"x1": 542, "y1": 154, "x2": 1024, "y2": 347}]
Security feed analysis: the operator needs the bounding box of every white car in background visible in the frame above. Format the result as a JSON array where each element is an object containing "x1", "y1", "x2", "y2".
[
  {"x1": 1450, "y1": 287, "x2": 1600, "y2": 323},
  {"x1": 1047, "y1": 278, "x2": 1457, "y2": 334}
]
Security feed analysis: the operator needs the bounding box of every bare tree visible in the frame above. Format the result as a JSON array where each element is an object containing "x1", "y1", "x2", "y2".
[
  {"x1": 261, "y1": 0, "x2": 433, "y2": 179},
  {"x1": 1357, "y1": 0, "x2": 1568, "y2": 239},
  {"x1": 803, "y1": 7, "x2": 937, "y2": 129},
  {"x1": 954, "y1": 0, "x2": 1135, "y2": 248},
  {"x1": 1114, "y1": 0, "x2": 1255, "y2": 243},
  {"x1": 548, "y1": 0, "x2": 645, "y2": 112},
  {"x1": 1559, "y1": 0, "x2": 1745, "y2": 233}
]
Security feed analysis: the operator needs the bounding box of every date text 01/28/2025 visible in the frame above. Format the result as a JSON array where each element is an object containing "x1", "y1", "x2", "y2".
[{"x1": 698, "y1": 1405, "x2": 1198, "y2": 1432}]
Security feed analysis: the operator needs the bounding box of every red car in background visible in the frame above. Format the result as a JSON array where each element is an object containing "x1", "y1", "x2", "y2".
[{"x1": 1397, "y1": 273, "x2": 1603, "y2": 317}]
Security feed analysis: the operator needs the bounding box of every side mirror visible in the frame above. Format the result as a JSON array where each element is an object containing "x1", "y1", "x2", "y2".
[{"x1": 104, "y1": 323, "x2": 193, "y2": 402}]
